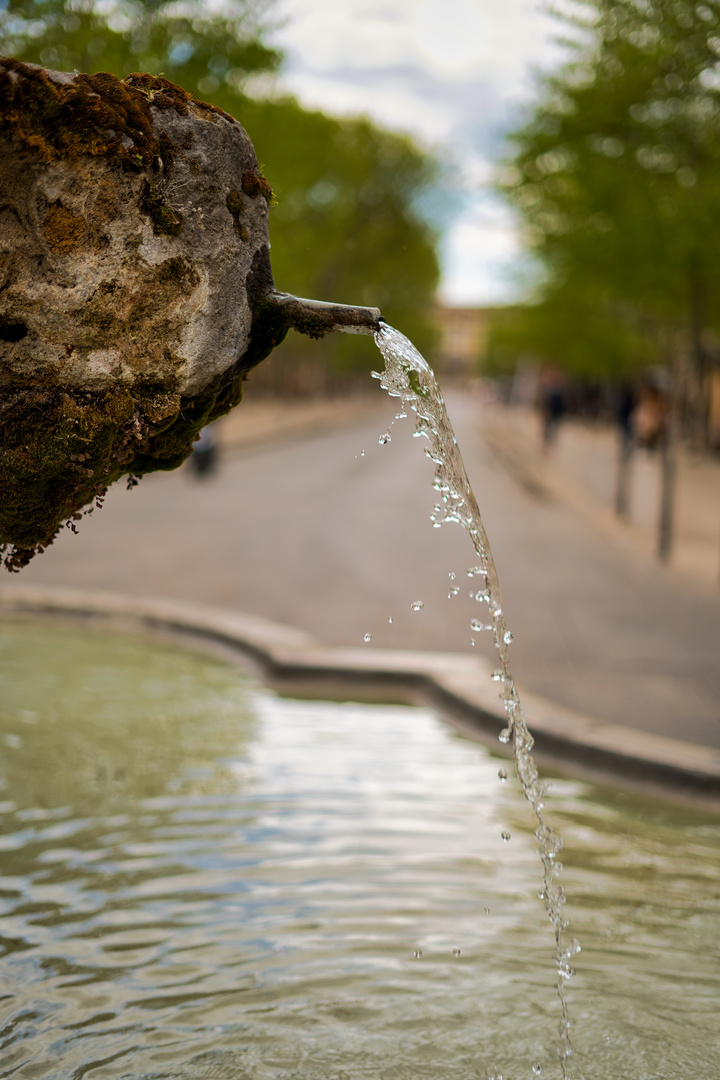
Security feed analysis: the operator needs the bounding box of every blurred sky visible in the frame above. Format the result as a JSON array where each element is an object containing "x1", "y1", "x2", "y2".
[{"x1": 268, "y1": 0, "x2": 567, "y2": 306}]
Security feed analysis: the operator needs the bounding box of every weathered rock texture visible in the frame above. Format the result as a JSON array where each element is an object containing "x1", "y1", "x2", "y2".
[
  {"x1": 0, "y1": 60, "x2": 280, "y2": 570},
  {"x1": 0, "y1": 63, "x2": 275, "y2": 395},
  {"x1": 0, "y1": 60, "x2": 383, "y2": 572}
]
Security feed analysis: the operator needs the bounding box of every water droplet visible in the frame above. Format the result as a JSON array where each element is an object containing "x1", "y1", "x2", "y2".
[
  {"x1": 413, "y1": 949, "x2": 422, "y2": 959},
  {"x1": 498, "y1": 727, "x2": 511, "y2": 744},
  {"x1": 387, "y1": 616, "x2": 393, "y2": 624},
  {"x1": 448, "y1": 571, "x2": 456, "y2": 580},
  {"x1": 484, "y1": 907, "x2": 491, "y2": 914},
  {"x1": 470, "y1": 619, "x2": 492, "y2": 632},
  {"x1": 532, "y1": 1065, "x2": 543, "y2": 1076},
  {"x1": 395, "y1": 411, "x2": 407, "y2": 419},
  {"x1": 470, "y1": 638, "x2": 477, "y2": 647},
  {"x1": 466, "y1": 565, "x2": 484, "y2": 577},
  {"x1": 410, "y1": 600, "x2": 424, "y2": 611},
  {"x1": 503, "y1": 630, "x2": 514, "y2": 645},
  {"x1": 491, "y1": 670, "x2": 504, "y2": 682},
  {"x1": 363, "y1": 632, "x2": 372, "y2": 643},
  {"x1": 360, "y1": 450, "x2": 366, "y2": 457},
  {"x1": 473, "y1": 590, "x2": 490, "y2": 603},
  {"x1": 501, "y1": 831, "x2": 511, "y2": 842},
  {"x1": 379, "y1": 431, "x2": 391, "y2": 445},
  {"x1": 498, "y1": 768, "x2": 508, "y2": 781},
  {"x1": 452, "y1": 947, "x2": 461, "y2": 956},
  {"x1": 447, "y1": 586, "x2": 460, "y2": 598}
]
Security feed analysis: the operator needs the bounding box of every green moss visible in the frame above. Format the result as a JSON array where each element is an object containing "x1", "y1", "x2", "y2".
[
  {"x1": 0, "y1": 61, "x2": 239, "y2": 171},
  {"x1": 0, "y1": 303, "x2": 280, "y2": 568},
  {"x1": 0, "y1": 305, "x2": 291, "y2": 571},
  {"x1": 226, "y1": 189, "x2": 244, "y2": 216},
  {"x1": 0, "y1": 386, "x2": 136, "y2": 569},
  {"x1": 241, "y1": 295, "x2": 291, "y2": 371},
  {"x1": 156, "y1": 256, "x2": 194, "y2": 285},
  {"x1": 0, "y1": 377, "x2": 241, "y2": 570},
  {"x1": 141, "y1": 182, "x2": 183, "y2": 236},
  {"x1": 43, "y1": 202, "x2": 86, "y2": 251},
  {"x1": 0, "y1": 60, "x2": 157, "y2": 167},
  {"x1": 241, "y1": 168, "x2": 274, "y2": 203},
  {"x1": 225, "y1": 188, "x2": 248, "y2": 240},
  {"x1": 0, "y1": 62, "x2": 288, "y2": 571}
]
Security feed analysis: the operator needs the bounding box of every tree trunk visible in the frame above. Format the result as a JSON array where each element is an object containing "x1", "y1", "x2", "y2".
[
  {"x1": 657, "y1": 387, "x2": 676, "y2": 565},
  {"x1": 688, "y1": 255, "x2": 710, "y2": 449},
  {"x1": 615, "y1": 434, "x2": 633, "y2": 519}
]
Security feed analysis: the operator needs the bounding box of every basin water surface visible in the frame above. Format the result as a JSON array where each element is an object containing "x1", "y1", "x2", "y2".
[{"x1": 0, "y1": 619, "x2": 718, "y2": 1079}]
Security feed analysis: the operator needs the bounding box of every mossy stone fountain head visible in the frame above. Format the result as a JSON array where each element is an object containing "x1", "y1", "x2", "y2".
[{"x1": 0, "y1": 59, "x2": 381, "y2": 570}]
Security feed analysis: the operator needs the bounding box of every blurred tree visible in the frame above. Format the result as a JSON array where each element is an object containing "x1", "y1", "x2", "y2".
[
  {"x1": 242, "y1": 97, "x2": 440, "y2": 389},
  {"x1": 495, "y1": 0, "x2": 720, "y2": 439},
  {"x1": 1, "y1": 0, "x2": 440, "y2": 387},
  {"x1": 485, "y1": 280, "x2": 659, "y2": 382},
  {"x1": 0, "y1": 0, "x2": 280, "y2": 100}
]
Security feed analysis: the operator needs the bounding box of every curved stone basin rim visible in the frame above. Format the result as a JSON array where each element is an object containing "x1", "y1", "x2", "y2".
[{"x1": 1, "y1": 583, "x2": 719, "y2": 802}]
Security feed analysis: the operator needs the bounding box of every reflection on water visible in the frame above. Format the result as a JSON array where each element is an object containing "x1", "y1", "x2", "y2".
[{"x1": 0, "y1": 620, "x2": 719, "y2": 1079}]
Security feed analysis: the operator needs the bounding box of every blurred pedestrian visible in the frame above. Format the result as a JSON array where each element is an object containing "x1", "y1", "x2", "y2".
[
  {"x1": 189, "y1": 424, "x2": 219, "y2": 478},
  {"x1": 617, "y1": 383, "x2": 636, "y2": 451},
  {"x1": 538, "y1": 368, "x2": 567, "y2": 450},
  {"x1": 633, "y1": 384, "x2": 668, "y2": 451},
  {"x1": 615, "y1": 382, "x2": 636, "y2": 518}
]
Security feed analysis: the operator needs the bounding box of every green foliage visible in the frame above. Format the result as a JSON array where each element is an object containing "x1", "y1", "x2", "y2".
[
  {"x1": 242, "y1": 96, "x2": 440, "y2": 375},
  {"x1": 0, "y1": 0, "x2": 279, "y2": 93},
  {"x1": 1, "y1": 0, "x2": 440, "y2": 382},
  {"x1": 485, "y1": 284, "x2": 658, "y2": 379},
  {"x1": 495, "y1": 0, "x2": 720, "y2": 383}
]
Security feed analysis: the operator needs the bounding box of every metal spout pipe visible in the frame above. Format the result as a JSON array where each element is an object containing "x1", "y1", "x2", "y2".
[{"x1": 267, "y1": 291, "x2": 383, "y2": 337}]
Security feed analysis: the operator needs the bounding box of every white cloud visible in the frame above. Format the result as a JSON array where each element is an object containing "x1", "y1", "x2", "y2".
[
  {"x1": 266, "y1": 0, "x2": 566, "y2": 304},
  {"x1": 438, "y1": 200, "x2": 523, "y2": 306}
]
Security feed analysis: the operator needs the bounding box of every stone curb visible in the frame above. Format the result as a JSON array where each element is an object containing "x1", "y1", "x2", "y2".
[{"x1": 2, "y1": 584, "x2": 720, "y2": 800}]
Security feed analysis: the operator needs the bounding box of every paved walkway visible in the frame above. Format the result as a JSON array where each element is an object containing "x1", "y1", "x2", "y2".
[
  {"x1": 4, "y1": 388, "x2": 720, "y2": 756},
  {"x1": 483, "y1": 402, "x2": 720, "y2": 588}
]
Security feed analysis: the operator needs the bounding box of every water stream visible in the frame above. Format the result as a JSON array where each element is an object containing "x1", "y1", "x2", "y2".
[{"x1": 373, "y1": 325, "x2": 578, "y2": 1075}]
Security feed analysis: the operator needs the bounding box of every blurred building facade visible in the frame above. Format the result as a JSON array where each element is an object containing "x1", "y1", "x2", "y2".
[{"x1": 433, "y1": 306, "x2": 490, "y2": 379}]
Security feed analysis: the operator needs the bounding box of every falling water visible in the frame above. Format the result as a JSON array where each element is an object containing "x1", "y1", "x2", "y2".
[{"x1": 373, "y1": 324, "x2": 578, "y2": 1076}]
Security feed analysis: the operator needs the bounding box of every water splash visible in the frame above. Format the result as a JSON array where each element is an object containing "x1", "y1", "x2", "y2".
[{"x1": 373, "y1": 323, "x2": 576, "y2": 1076}]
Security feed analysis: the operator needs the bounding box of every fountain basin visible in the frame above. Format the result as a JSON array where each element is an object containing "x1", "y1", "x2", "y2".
[
  {"x1": 0, "y1": 605, "x2": 719, "y2": 1079},
  {"x1": 1, "y1": 584, "x2": 719, "y2": 799}
]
